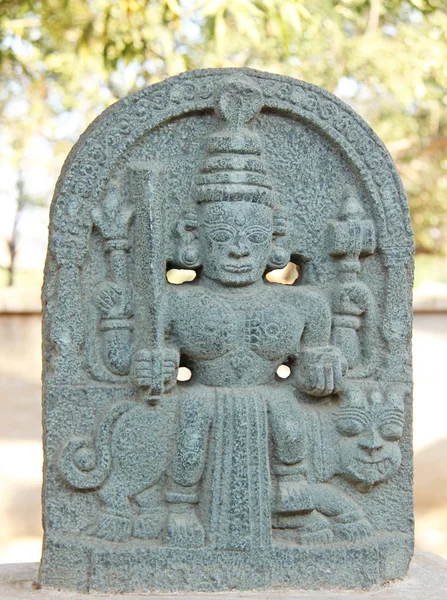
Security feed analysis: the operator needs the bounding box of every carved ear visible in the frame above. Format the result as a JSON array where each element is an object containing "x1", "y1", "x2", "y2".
[
  {"x1": 267, "y1": 207, "x2": 289, "y2": 270},
  {"x1": 267, "y1": 245, "x2": 290, "y2": 270},
  {"x1": 387, "y1": 385, "x2": 406, "y2": 412},
  {"x1": 180, "y1": 246, "x2": 199, "y2": 268},
  {"x1": 174, "y1": 211, "x2": 201, "y2": 268}
]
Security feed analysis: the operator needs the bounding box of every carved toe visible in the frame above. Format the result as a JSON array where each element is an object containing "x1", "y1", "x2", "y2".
[
  {"x1": 299, "y1": 527, "x2": 334, "y2": 545},
  {"x1": 275, "y1": 479, "x2": 314, "y2": 515},
  {"x1": 88, "y1": 513, "x2": 131, "y2": 542},
  {"x1": 333, "y1": 518, "x2": 372, "y2": 541},
  {"x1": 166, "y1": 511, "x2": 205, "y2": 548},
  {"x1": 133, "y1": 513, "x2": 164, "y2": 540},
  {"x1": 295, "y1": 510, "x2": 334, "y2": 545}
]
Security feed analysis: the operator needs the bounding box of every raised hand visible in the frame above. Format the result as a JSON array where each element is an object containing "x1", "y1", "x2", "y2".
[
  {"x1": 97, "y1": 282, "x2": 134, "y2": 319},
  {"x1": 132, "y1": 348, "x2": 180, "y2": 394},
  {"x1": 296, "y1": 346, "x2": 347, "y2": 397},
  {"x1": 333, "y1": 281, "x2": 371, "y2": 316}
]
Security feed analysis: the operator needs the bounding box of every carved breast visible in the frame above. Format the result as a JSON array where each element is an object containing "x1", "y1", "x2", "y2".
[
  {"x1": 242, "y1": 302, "x2": 301, "y2": 360},
  {"x1": 169, "y1": 286, "x2": 303, "y2": 363},
  {"x1": 169, "y1": 288, "x2": 234, "y2": 359}
]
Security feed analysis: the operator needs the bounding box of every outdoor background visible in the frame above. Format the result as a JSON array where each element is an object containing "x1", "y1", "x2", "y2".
[{"x1": 1, "y1": 0, "x2": 447, "y2": 564}]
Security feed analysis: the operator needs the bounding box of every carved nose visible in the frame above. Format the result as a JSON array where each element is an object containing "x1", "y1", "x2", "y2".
[
  {"x1": 359, "y1": 429, "x2": 383, "y2": 454},
  {"x1": 229, "y1": 239, "x2": 249, "y2": 257}
]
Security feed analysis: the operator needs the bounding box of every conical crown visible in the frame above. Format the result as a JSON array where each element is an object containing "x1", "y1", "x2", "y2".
[{"x1": 195, "y1": 78, "x2": 273, "y2": 206}]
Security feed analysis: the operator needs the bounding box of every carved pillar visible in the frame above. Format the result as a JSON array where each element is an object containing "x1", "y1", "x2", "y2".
[
  {"x1": 51, "y1": 241, "x2": 86, "y2": 384},
  {"x1": 381, "y1": 247, "x2": 413, "y2": 381}
]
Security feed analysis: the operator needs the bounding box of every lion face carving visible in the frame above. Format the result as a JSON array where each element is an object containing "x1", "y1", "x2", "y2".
[{"x1": 336, "y1": 386, "x2": 405, "y2": 490}]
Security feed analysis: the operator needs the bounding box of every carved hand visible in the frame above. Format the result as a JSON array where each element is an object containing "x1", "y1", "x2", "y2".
[
  {"x1": 132, "y1": 348, "x2": 180, "y2": 393},
  {"x1": 333, "y1": 281, "x2": 372, "y2": 316},
  {"x1": 97, "y1": 282, "x2": 134, "y2": 319},
  {"x1": 295, "y1": 346, "x2": 347, "y2": 397}
]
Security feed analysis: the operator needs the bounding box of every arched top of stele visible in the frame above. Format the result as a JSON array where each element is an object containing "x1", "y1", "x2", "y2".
[{"x1": 46, "y1": 68, "x2": 413, "y2": 270}]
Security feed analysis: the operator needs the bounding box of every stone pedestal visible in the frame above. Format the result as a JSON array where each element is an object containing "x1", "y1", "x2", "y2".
[{"x1": 1, "y1": 552, "x2": 447, "y2": 599}]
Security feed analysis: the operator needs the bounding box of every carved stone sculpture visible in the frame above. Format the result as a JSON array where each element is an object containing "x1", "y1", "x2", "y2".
[{"x1": 39, "y1": 68, "x2": 414, "y2": 593}]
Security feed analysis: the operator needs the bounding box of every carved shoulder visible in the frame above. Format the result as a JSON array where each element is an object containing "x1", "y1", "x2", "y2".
[
  {"x1": 166, "y1": 285, "x2": 188, "y2": 321},
  {"x1": 166, "y1": 284, "x2": 204, "y2": 332}
]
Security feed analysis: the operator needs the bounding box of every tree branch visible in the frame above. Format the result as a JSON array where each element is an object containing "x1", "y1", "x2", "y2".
[{"x1": 365, "y1": 0, "x2": 381, "y2": 35}]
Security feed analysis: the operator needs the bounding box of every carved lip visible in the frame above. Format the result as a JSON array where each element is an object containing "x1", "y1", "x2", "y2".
[
  {"x1": 223, "y1": 264, "x2": 253, "y2": 273},
  {"x1": 357, "y1": 457, "x2": 389, "y2": 464},
  {"x1": 356, "y1": 457, "x2": 392, "y2": 475}
]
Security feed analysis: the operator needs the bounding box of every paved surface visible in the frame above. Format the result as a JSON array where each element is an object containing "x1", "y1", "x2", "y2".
[
  {"x1": 1, "y1": 314, "x2": 447, "y2": 563},
  {"x1": 1, "y1": 553, "x2": 447, "y2": 599}
]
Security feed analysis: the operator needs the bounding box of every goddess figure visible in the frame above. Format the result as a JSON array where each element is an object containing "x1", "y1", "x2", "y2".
[
  {"x1": 132, "y1": 79, "x2": 348, "y2": 550},
  {"x1": 42, "y1": 70, "x2": 414, "y2": 593}
]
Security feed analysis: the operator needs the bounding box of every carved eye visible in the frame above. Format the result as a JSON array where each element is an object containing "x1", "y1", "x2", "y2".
[
  {"x1": 379, "y1": 422, "x2": 403, "y2": 442},
  {"x1": 247, "y1": 228, "x2": 270, "y2": 244},
  {"x1": 336, "y1": 419, "x2": 364, "y2": 437},
  {"x1": 208, "y1": 229, "x2": 233, "y2": 243}
]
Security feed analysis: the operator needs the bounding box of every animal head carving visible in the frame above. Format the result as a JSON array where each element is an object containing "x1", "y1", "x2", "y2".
[{"x1": 336, "y1": 385, "x2": 405, "y2": 491}]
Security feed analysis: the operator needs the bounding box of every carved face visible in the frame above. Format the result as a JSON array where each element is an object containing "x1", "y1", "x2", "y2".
[
  {"x1": 198, "y1": 201, "x2": 273, "y2": 286},
  {"x1": 336, "y1": 389, "x2": 404, "y2": 489}
]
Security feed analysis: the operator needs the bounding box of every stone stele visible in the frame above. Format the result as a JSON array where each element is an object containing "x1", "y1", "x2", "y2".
[{"x1": 39, "y1": 68, "x2": 414, "y2": 594}]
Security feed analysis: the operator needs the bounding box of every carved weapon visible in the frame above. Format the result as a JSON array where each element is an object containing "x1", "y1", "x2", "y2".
[
  {"x1": 90, "y1": 179, "x2": 135, "y2": 380},
  {"x1": 328, "y1": 196, "x2": 377, "y2": 378},
  {"x1": 130, "y1": 162, "x2": 167, "y2": 404}
]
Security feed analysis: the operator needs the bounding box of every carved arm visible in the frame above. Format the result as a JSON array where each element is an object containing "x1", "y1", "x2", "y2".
[{"x1": 294, "y1": 290, "x2": 347, "y2": 397}]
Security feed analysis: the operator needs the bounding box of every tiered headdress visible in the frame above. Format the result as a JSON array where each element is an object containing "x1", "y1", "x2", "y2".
[{"x1": 195, "y1": 78, "x2": 274, "y2": 206}]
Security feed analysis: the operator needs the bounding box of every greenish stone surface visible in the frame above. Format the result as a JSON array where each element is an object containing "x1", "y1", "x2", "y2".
[
  {"x1": 39, "y1": 68, "x2": 414, "y2": 593},
  {"x1": 5, "y1": 553, "x2": 447, "y2": 599}
]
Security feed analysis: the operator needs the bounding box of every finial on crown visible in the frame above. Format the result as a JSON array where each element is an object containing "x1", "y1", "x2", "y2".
[{"x1": 215, "y1": 78, "x2": 264, "y2": 129}]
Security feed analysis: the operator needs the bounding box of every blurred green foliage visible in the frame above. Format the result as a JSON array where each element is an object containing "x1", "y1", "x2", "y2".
[{"x1": 1, "y1": 0, "x2": 447, "y2": 254}]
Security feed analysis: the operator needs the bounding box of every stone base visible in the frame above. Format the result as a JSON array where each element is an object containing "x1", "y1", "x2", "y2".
[
  {"x1": 1, "y1": 552, "x2": 446, "y2": 599},
  {"x1": 38, "y1": 532, "x2": 412, "y2": 593}
]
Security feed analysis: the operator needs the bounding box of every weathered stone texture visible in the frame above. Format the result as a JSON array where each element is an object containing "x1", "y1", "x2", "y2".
[
  {"x1": 7, "y1": 554, "x2": 447, "y2": 599},
  {"x1": 39, "y1": 68, "x2": 414, "y2": 593}
]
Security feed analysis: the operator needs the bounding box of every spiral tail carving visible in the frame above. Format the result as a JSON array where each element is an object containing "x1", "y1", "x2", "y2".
[{"x1": 59, "y1": 402, "x2": 134, "y2": 490}]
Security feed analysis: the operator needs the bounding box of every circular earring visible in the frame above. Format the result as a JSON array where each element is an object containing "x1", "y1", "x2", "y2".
[
  {"x1": 181, "y1": 246, "x2": 199, "y2": 267},
  {"x1": 268, "y1": 246, "x2": 289, "y2": 269}
]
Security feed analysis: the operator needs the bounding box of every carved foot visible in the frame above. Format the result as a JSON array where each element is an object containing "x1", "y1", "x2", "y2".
[
  {"x1": 275, "y1": 477, "x2": 313, "y2": 515},
  {"x1": 296, "y1": 510, "x2": 334, "y2": 545},
  {"x1": 88, "y1": 512, "x2": 131, "y2": 542},
  {"x1": 299, "y1": 526, "x2": 334, "y2": 545},
  {"x1": 333, "y1": 518, "x2": 372, "y2": 541},
  {"x1": 166, "y1": 508, "x2": 205, "y2": 548},
  {"x1": 133, "y1": 513, "x2": 164, "y2": 540}
]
